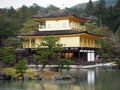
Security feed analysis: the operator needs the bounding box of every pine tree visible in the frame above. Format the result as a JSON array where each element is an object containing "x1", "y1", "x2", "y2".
[
  {"x1": 34, "y1": 36, "x2": 63, "y2": 71},
  {"x1": 114, "y1": 0, "x2": 120, "y2": 31},
  {"x1": 94, "y1": 0, "x2": 106, "y2": 27},
  {"x1": 86, "y1": 0, "x2": 94, "y2": 16}
]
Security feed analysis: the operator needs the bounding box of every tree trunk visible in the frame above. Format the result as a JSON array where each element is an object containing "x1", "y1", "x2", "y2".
[{"x1": 40, "y1": 63, "x2": 46, "y2": 71}]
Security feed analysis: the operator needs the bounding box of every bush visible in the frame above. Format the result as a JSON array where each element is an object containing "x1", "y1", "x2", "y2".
[
  {"x1": 14, "y1": 60, "x2": 28, "y2": 78},
  {"x1": 115, "y1": 60, "x2": 120, "y2": 68},
  {"x1": 58, "y1": 59, "x2": 73, "y2": 73},
  {"x1": 101, "y1": 54, "x2": 109, "y2": 62}
]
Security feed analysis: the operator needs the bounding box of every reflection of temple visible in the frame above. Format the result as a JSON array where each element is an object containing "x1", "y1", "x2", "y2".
[
  {"x1": 87, "y1": 70, "x2": 95, "y2": 85},
  {"x1": 18, "y1": 9, "x2": 103, "y2": 64},
  {"x1": 74, "y1": 70, "x2": 95, "y2": 90}
]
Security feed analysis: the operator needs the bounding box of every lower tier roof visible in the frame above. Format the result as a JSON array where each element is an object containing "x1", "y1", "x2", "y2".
[{"x1": 19, "y1": 30, "x2": 103, "y2": 37}]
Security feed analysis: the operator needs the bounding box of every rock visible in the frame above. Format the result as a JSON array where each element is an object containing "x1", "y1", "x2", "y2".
[
  {"x1": 0, "y1": 72, "x2": 12, "y2": 80},
  {"x1": 50, "y1": 66, "x2": 59, "y2": 72},
  {"x1": 53, "y1": 72, "x2": 74, "y2": 81},
  {"x1": 0, "y1": 72, "x2": 5, "y2": 80},
  {"x1": 34, "y1": 73, "x2": 42, "y2": 80}
]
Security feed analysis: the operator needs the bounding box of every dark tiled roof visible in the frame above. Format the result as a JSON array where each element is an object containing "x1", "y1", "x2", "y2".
[
  {"x1": 34, "y1": 9, "x2": 72, "y2": 18},
  {"x1": 20, "y1": 30, "x2": 81, "y2": 36},
  {"x1": 19, "y1": 30, "x2": 104, "y2": 37},
  {"x1": 33, "y1": 9, "x2": 88, "y2": 20}
]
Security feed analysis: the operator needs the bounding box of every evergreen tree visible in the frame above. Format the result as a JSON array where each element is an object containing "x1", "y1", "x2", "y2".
[
  {"x1": 0, "y1": 10, "x2": 5, "y2": 47},
  {"x1": 114, "y1": 0, "x2": 120, "y2": 31},
  {"x1": 1, "y1": 46, "x2": 16, "y2": 65},
  {"x1": 94, "y1": 0, "x2": 106, "y2": 27},
  {"x1": 114, "y1": 28, "x2": 120, "y2": 56},
  {"x1": 99, "y1": 0, "x2": 106, "y2": 14},
  {"x1": 20, "y1": 19, "x2": 39, "y2": 33},
  {"x1": 14, "y1": 60, "x2": 28, "y2": 78},
  {"x1": 30, "y1": 3, "x2": 41, "y2": 15},
  {"x1": 104, "y1": 6, "x2": 115, "y2": 32},
  {"x1": 34, "y1": 36, "x2": 63, "y2": 71},
  {"x1": 18, "y1": 5, "x2": 33, "y2": 24},
  {"x1": 0, "y1": 8, "x2": 20, "y2": 47},
  {"x1": 86, "y1": 0, "x2": 94, "y2": 16},
  {"x1": 45, "y1": 5, "x2": 59, "y2": 13}
]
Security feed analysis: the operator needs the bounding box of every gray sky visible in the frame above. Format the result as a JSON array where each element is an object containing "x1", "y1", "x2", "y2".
[{"x1": 0, "y1": 0, "x2": 98, "y2": 9}]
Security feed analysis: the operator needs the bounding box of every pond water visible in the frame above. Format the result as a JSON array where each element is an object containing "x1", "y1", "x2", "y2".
[{"x1": 0, "y1": 69, "x2": 120, "y2": 90}]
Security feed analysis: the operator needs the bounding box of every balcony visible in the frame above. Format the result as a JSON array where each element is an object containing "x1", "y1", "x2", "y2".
[
  {"x1": 70, "y1": 25, "x2": 86, "y2": 31},
  {"x1": 80, "y1": 43, "x2": 101, "y2": 48},
  {"x1": 23, "y1": 43, "x2": 36, "y2": 48}
]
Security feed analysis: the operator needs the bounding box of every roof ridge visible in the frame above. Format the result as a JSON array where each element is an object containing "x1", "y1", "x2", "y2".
[{"x1": 34, "y1": 9, "x2": 77, "y2": 18}]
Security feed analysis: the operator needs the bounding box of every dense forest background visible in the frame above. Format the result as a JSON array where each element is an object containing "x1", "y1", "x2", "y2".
[{"x1": 0, "y1": 0, "x2": 120, "y2": 59}]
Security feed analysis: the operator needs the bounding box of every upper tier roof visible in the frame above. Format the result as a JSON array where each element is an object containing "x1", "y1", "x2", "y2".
[
  {"x1": 33, "y1": 9, "x2": 89, "y2": 21},
  {"x1": 19, "y1": 30, "x2": 103, "y2": 38}
]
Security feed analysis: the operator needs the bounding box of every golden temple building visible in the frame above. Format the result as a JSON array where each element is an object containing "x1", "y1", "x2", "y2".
[{"x1": 18, "y1": 9, "x2": 103, "y2": 64}]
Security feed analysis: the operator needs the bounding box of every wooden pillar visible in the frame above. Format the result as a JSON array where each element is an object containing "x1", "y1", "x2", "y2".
[
  {"x1": 29, "y1": 38, "x2": 31, "y2": 48},
  {"x1": 78, "y1": 49, "x2": 80, "y2": 63}
]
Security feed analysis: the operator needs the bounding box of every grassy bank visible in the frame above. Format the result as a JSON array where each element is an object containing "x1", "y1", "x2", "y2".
[{"x1": 0, "y1": 68, "x2": 60, "y2": 80}]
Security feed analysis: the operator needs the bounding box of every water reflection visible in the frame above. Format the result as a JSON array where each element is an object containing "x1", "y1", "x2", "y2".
[
  {"x1": 0, "y1": 70, "x2": 120, "y2": 90},
  {"x1": 87, "y1": 70, "x2": 95, "y2": 85}
]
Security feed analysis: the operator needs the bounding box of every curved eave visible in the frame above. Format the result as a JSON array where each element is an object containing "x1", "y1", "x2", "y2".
[
  {"x1": 18, "y1": 30, "x2": 104, "y2": 39},
  {"x1": 79, "y1": 32, "x2": 104, "y2": 38},
  {"x1": 34, "y1": 15, "x2": 88, "y2": 22}
]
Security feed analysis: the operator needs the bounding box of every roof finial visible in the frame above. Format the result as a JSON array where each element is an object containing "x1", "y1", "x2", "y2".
[{"x1": 60, "y1": 4, "x2": 65, "y2": 9}]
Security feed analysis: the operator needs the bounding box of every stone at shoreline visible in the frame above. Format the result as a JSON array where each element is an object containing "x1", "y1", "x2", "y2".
[
  {"x1": 34, "y1": 73, "x2": 42, "y2": 80},
  {"x1": 52, "y1": 72, "x2": 75, "y2": 81},
  {"x1": 0, "y1": 72, "x2": 12, "y2": 80}
]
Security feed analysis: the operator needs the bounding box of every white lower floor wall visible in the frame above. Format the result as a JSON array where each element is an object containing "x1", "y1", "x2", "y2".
[
  {"x1": 80, "y1": 50, "x2": 95, "y2": 62},
  {"x1": 87, "y1": 50, "x2": 95, "y2": 62}
]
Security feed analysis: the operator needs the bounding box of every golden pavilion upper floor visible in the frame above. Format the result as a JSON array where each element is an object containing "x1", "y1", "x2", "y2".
[{"x1": 19, "y1": 30, "x2": 102, "y2": 49}]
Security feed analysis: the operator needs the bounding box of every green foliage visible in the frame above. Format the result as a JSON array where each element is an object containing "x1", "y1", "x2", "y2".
[
  {"x1": 20, "y1": 19, "x2": 39, "y2": 33},
  {"x1": 3, "y1": 55, "x2": 15, "y2": 65},
  {"x1": 113, "y1": 28, "x2": 120, "y2": 56},
  {"x1": 85, "y1": 0, "x2": 94, "y2": 16},
  {"x1": 14, "y1": 60, "x2": 28, "y2": 77},
  {"x1": 0, "y1": 46, "x2": 16, "y2": 65},
  {"x1": 101, "y1": 54, "x2": 109, "y2": 62},
  {"x1": 44, "y1": 5, "x2": 59, "y2": 13},
  {"x1": 85, "y1": 22, "x2": 99, "y2": 32},
  {"x1": 97, "y1": 38, "x2": 114, "y2": 56},
  {"x1": 115, "y1": 60, "x2": 120, "y2": 67},
  {"x1": 4, "y1": 37, "x2": 22, "y2": 48},
  {"x1": 68, "y1": 7, "x2": 86, "y2": 16},
  {"x1": 18, "y1": 5, "x2": 33, "y2": 23},
  {"x1": 34, "y1": 36, "x2": 63, "y2": 71},
  {"x1": 0, "y1": 49, "x2": 2, "y2": 61},
  {"x1": 58, "y1": 59, "x2": 74, "y2": 72}
]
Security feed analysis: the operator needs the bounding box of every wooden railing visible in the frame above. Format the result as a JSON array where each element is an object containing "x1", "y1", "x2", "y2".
[
  {"x1": 70, "y1": 25, "x2": 86, "y2": 31},
  {"x1": 80, "y1": 43, "x2": 101, "y2": 48},
  {"x1": 23, "y1": 43, "x2": 36, "y2": 48}
]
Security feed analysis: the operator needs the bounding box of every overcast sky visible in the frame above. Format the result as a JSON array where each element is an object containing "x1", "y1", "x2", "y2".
[{"x1": 0, "y1": 0, "x2": 98, "y2": 9}]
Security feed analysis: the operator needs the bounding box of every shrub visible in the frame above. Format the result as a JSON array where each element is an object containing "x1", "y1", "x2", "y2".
[
  {"x1": 58, "y1": 59, "x2": 73, "y2": 73},
  {"x1": 115, "y1": 60, "x2": 120, "y2": 68},
  {"x1": 14, "y1": 60, "x2": 28, "y2": 78},
  {"x1": 101, "y1": 54, "x2": 109, "y2": 62}
]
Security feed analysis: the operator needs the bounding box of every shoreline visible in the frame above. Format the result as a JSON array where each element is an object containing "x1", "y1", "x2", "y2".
[
  {"x1": 28, "y1": 62, "x2": 117, "y2": 70},
  {"x1": 0, "y1": 62, "x2": 118, "y2": 80}
]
